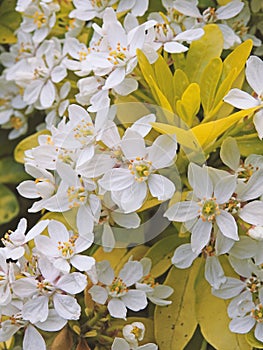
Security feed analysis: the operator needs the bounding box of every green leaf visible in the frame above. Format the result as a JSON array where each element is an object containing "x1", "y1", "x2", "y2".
[
  {"x1": 154, "y1": 259, "x2": 202, "y2": 350},
  {"x1": 245, "y1": 330, "x2": 263, "y2": 349},
  {"x1": 0, "y1": 156, "x2": 30, "y2": 184},
  {"x1": 176, "y1": 83, "x2": 200, "y2": 127},
  {"x1": 0, "y1": 0, "x2": 17, "y2": 15},
  {"x1": 195, "y1": 258, "x2": 252, "y2": 350},
  {"x1": 0, "y1": 184, "x2": 19, "y2": 224},
  {"x1": 0, "y1": 24, "x2": 16, "y2": 44},
  {"x1": 200, "y1": 57, "x2": 223, "y2": 117},
  {"x1": 185, "y1": 24, "x2": 224, "y2": 83},
  {"x1": 144, "y1": 233, "x2": 189, "y2": 278},
  {"x1": 0, "y1": 11, "x2": 21, "y2": 31},
  {"x1": 236, "y1": 133, "x2": 263, "y2": 156},
  {"x1": 14, "y1": 130, "x2": 50, "y2": 163}
]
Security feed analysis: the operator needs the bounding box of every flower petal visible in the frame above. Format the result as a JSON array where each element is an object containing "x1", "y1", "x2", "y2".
[
  {"x1": 216, "y1": 210, "x2": 238, "y2": 240},
  {"x1": 224, "y1": 89, "x2": 259, "y2": 109}
]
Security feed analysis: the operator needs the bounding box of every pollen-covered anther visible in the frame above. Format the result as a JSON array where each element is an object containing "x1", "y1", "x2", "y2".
[
  {"x1": 108, "y1": 277, "x2": 128, "y2": 297},
  {"x1": 252, "y1": 304, "x2": 263, "y2": 323}
]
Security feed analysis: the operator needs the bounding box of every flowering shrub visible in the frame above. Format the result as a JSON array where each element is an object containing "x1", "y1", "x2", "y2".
[{"x1": 0, "y1": 0, "x2": 263, "y2": 349}]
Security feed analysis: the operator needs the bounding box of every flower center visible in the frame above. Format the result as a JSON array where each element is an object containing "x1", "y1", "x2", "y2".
[
  {"x1": 246, "y1": 276, "x2": 261, "y2": 294},
  {"x1": 108, "y1": 43, "x2": 128, "y2": 65},
  {"x1": 73, "y1": 119, "x2": 94, "y2": 144},
  {"x1": 203, "y1": 7, "x2": 217, "y2": 23},
  {"x1": 252, "y1": 304, "x2": 263, "y2": 323},
  {"x1": 199, "y1": 198, "x2": 220, "y2": 222},
  {"x1": 141, "y1": 273, "x2": 158, "y2": 288},
  {"x1": 33, "y1": 11, "x2": 47, "y2": 28},
  {"x1": 10, "y1": 116, "x2": 23, "y2": 130},
  {"x1": 78, "y1": 50, "x2": 88, "y2": 62},
  {"x1": 57, "y1": 236, "x2": 77, "y2": 258},
  {"x1": 67, "y1": 185, "x2": 87, "y2": 208},
  {"x1": 224, "y1": 197, "x2": 241, "y2": 214},
  {"x1": 129, "y1": 158, "x2": 152, "y2": 182},
  {"x1": 131, "y1": 326, "x2": 143, "y2": 340},
  {"x1": 108, "y1": 277, "x2": 128, "y2": 297},
  {"x1": 154, "y1": 23, "x2": 174, "y2": 42},
  {"x1": 37, "y1": 280, "x2": 54, "y2": 295}
]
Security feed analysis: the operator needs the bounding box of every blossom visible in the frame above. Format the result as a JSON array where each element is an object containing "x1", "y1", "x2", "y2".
[
  {"x1": 69, "y1": 0, "x2": 118, "y2": 21},
  {"x1": 224, "y1": 56, "x2": 263, "y2": 139},
  {"x1": 89, "y1": 260, "x2": 147, "y2": 319},
  {"x1": 34, "y1": 220, "x2": 95, "y2": 273},
  {"x1": 165, "y1": 163, "x2": 239, "y2": 253},
  {"x1": 99, "y1": 130, "x2": 177, "y2": 213},
  {"x1": 1, "y1": 217, "x2": 49, "y2": 260}
]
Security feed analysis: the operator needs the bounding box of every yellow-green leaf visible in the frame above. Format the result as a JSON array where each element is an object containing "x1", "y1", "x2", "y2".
[
  {"x1": 14, "y1": 130, "x2": 50, "y2": 163},
  {"x1": 0, "y1": 11, "x2": 21, "y2": 31},
  {"x1": 93, "y1": 247, "x2": 128, "y2": 270},
  {"x1": 246, "y1": 330, "x2": 263, "y2": 349},
  {"x1": 144, "y1": 234, "x2": 189, "y2": 278},
  {"x1": 200, "y1": 57, "x2": 223, "y2": 117},
  {"x1": 0, "y1": 24, "x2": 16, "y2": 44},
  {"x1": 195, "y1": 259, "x2": 252, "y2": 350},
  {"x1": 148, "y1": 75, "x2": 173, "y2": 113},
  {"x1": 236, "y1": 133, "x2": 263, "y2": 156},
  {"x1": 0, "y1": 184, "x2": 19, "y2": 224},
  {"x1": 154, "y1": 259, "x2": 202, "y2": 350},
  {"x1": 185, "y1": 24, "x2": 224, "y2": 83},
  {"x1": 176, "y1": 83, "x2": 200, "y2": 127}
]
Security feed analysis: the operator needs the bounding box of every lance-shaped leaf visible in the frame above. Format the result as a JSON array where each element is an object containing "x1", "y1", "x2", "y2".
[
  {"x1": 0, "y1": 184, "x2": 19, "y2": 224},
  {"x1": 154, "y1": 259, "x2": 202, "y2": 350},
  {"x1": 176, "y1": 83, "x2": 200, "y2": 127}
]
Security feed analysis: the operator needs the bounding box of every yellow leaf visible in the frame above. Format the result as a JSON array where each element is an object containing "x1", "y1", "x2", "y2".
[
  {"x1": 222, "y1": 40, "x2": 253, "y2": 80},
  {"x1": 14, "y1": 130, "x2": 51, "y2": 163},
  {"x1": 176, "y1": 83, "x2": 200, "y2": 127},
  {"x1": 154, "y1": 259, "x2": 202, "y2": 350},
  {"x1": 173, "y1": 69, "x2": 190, "y2": 106},
  {"x1": 195, "y1": 257, "x2": 252, "y2": 350},
  {"x1": 0, "y1": 24, "x2": 16, "y2": 44},
  {"x1": 144, "y1": 234, "x2": 189, "y2": 278},
  {"x1": 138, "y1": 196, "x2": 161, "y2": 212},
  {"x1": 200, "y1": 57, "x2": 223, "y2": 117},
  {"x1": 193, "y1": 107, "x2": 261, "y2": 149},
  {"x1": 92, "y1": 247, "x2": 127, "y2": 270},
  {"x1": 236, "y1": 133, "x2": 263, "y2": 156},
  {"x1": 185, "y1": 24, "x2": 224, "y2": 83},
  {"x1": 217, "y1": 0, "x2": 232, "y2": 4},
  {"x1": 115, "y1": 96, "x2": 151, "y2": 127},
  {"x1": 154, "y1": 54, "x2": 174, "y2": 105},
  {"x1": 148, "y1": 75, "x2": 173, "y2": 112}
]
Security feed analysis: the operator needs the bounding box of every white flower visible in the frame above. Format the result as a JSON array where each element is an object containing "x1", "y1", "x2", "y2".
[
  {"x1": 165, "y1": 163, "x2": 239, "y2": 253},
  {"x1": 123, "y1": 322, "x2": 145, "y2": 346},
  {"x1": 89, "y1": 260, "x2": 147, "y2": 319},
  {"x1": 34, "y1": 220, "x2": 95, "y2": 273},
  {"x1": 20, "y1": 2, "x2": 60, "y2": 43},
  {"x1": 224, "y1": 56, "x2": 263, "y2": 139},
  {"x1": 117, "y1": 0, "x2": 149, "y2": 17},
  {"x1": 69, "y1": 0, "x2": 118, "y2": 21},
  {"x1": 13, "y1": 257, "x2": 87, "y2": 323},
  {"x1": 99, "y1": 130, "x2": 177, "y2": 213},
  {"x1": 1, "y1": 217, "x2": 49, "y2": 260},
  {"x1": 111, "y1": 337, "x2": 158, "y2": 350},
  {"x1": 136, "y1": 258, "x2": 173, "y2": 305}
]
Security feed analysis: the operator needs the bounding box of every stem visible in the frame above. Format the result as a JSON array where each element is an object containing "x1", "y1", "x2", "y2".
[{"x1": 200, "y1": 339, "x2": 208, "y2": 350}]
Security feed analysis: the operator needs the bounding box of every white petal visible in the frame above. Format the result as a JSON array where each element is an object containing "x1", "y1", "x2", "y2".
[
  {"x1": 121, "y1": 289, "x2": 147, "y2": 311},
  {"x1": 205, "y1": 256, "x2": 226, "y2": 289},
  {"x1": 191, "y1": 219, "x2": 212, "y2": 253},
  {"x1": 34, "y1": 235, "x2": 59, "y2": 257},
  {"x1": 148, "y1": 174, "x2": 175, "y2": 201},
  {"x1": 246, "y1": 56, "x2": 263, "y2": 96},
  {"x1": 23, "y1": 326, "x2": 46, "y2": 350},
  {"x1": 214, "y1": 175, "x2": 236, "y2": 204},
  {"x1": 121, "y1": 129, "x2": 146, "y2": 160},
  {"x1": 36, "y1": 309, "x2": 67, "y2": 331},
  {"x1": 71, "y1": 254, "x2": 95, "y2": 272},
  {"x1": 175, "y1": 28, "x2": 204, "y2": 42},
  {"x1": 25, "y1": 220, "x2": 49, "y2": 242},
  {"x1": 153, "y1": 285, "x2": 174, "y2": 299},
  {"x1": 148, "y1": 134, "x2": 177, "y2": 169},
  {"x1": 22, "y1": 296, "x2": 48, "y2": 323},
  {"x1": 229, "y1": 316, "x2": 254, "y2": 334},
  {"x1": 129, "y1": 114, "x2": 156, "y2": 137},
  {"x1": 51, "y1": 66, "x2": 67, "y2": 83},
  {"x1": 216, "y1": 211, "x2": 238, "y2": 240},
  {"x1": 111, "y1": 211, "x2": 140, "y2": 228},
  {"x1": 255, "y1": 322, "x2": 263, "y2": 342},
  {"x1": 216, "y1": 0, "x2": 244, "y2": 20},
  {"x1": 117, "y1": 181, "x2": 147, "y2": 213},
  {"x1": 104, "y1": 68, "x2": 126, "y2": 89},
  {"x1": 89, "y1": 285, "x2": 108, "y2": 304},
  {"x1": 40, "y1": 80, "x2": 56, "y2": 108},
  {"x1": 224, "y1": 89, "x2": 259, "y2": 109},
  {"x1": 238, "y1": 169, "x2": 263, "y2": 201},
  {"x1": 102, "y1": 224, "x2": 115, "y2": 252},
  {"x1": 112, "y1": 338, "x2": 130, "y2": 350},
  {"x1": 23, "y1": 80, "x2": 43, "y2": 104},
  {"x1": 164, "y1": 41, "x2": 188, "y2": 53},
  {"x1": 99, "y1": 169, "x2": 134, "y2": 191},
  {"x1": 253, "y1": 110, "x2": 263, "y2": 140},
  {"x1": 53, "y1": 294, "x2": 81, "y2": 320},
  {"x1": 113, "y1": 77, "x2": 138, "y2": 96},
  {"x1": 54, "y1": 258, "x2": 70, "y2": 273},
  {"x1": 17, "y1": 181, "x2": 40, "y2": 198},
  {"x1": 172, "y1": 244, "x2": 198, "y2": 268},
  {"x1": 164, "y1": 201, "x2": 199, "y2": 222},
  {"x1": 188, "y1": 163, "x2": 213, "y2": 199},
  {"x1": 56, "y1": 272, "x2": 87, "y2": 294},
  {"x1": 108, "y1": 298, "x2": 127, "y2": 319},
  {"x1": 212, "y1": 277, "x2": 244, "y2": 299},
  {"x1": 239, "y1": 201, "x2": 263, "y2": 225},
  {"x1": 119, "y1": 261, "x2": 143, "y2": 286}
]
